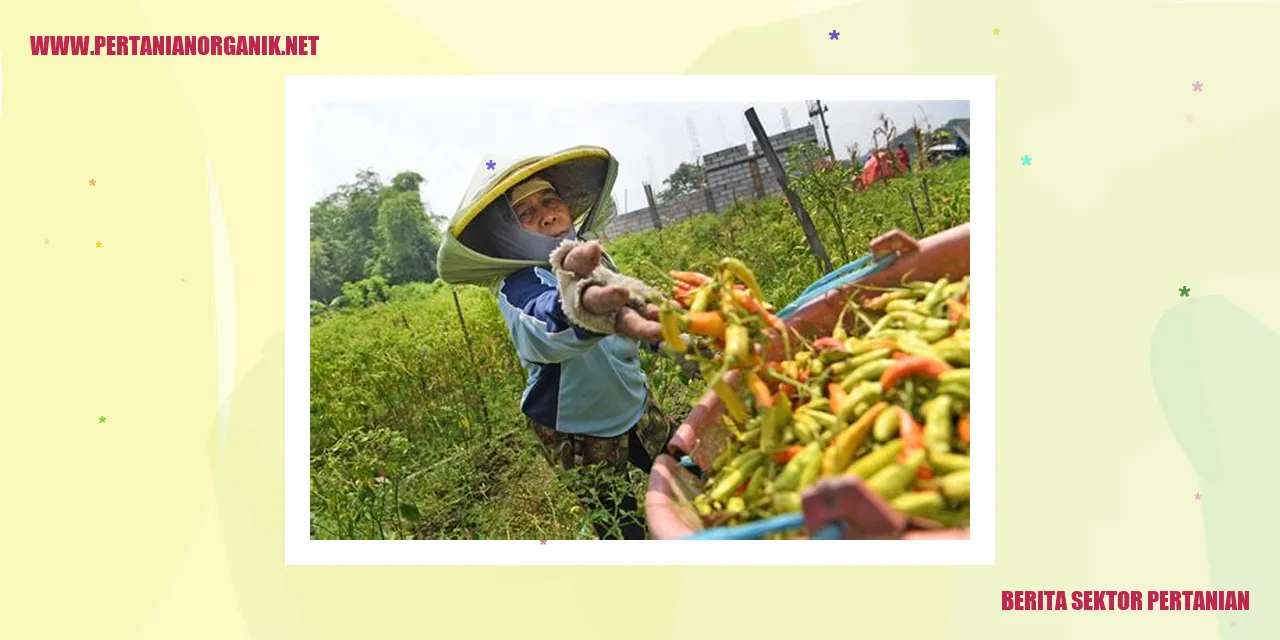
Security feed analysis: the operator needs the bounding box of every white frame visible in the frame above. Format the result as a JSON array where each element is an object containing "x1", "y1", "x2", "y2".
[{"x1": 286, "y1": 75, "x2": 995, "y2": 565}]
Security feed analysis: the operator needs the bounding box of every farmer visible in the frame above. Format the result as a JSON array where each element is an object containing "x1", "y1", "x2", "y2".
[
  {"x1": 896, "y1": 143, "x2": 911, "y2": 174},
  {"x1": 437, "y1": 148, "x2": 681, "y2": 540}
]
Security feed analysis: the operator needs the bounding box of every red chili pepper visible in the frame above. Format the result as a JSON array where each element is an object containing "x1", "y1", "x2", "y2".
[
  {"x1": 771, "y1": 445, "x2": 806, "y2": 464},
  {"x1": 670, "y1": 270, "x2": 712, "y2": 286},
  {"x1": 879, "y1": 356, "x2": 953, "y2": 391}
]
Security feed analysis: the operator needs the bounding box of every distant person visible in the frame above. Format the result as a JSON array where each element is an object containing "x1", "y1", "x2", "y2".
[
  {"x1": 896, "y1": 143, "x2": 911, "y2": 173},
  {"x1": 437, "y1": 149, "x2": 680, "y2": 540}
]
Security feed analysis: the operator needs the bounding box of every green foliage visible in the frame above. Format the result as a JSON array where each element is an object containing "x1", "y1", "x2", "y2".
[
  {"x1": 658, "y1": 161, "x2": 708, "y2": 203},
  {"x1": 310, "y1": 169, "x2": 443, "y2": 304},
  {"x1": 310, "y1": 157, "x2": 970, "y2": 540}
]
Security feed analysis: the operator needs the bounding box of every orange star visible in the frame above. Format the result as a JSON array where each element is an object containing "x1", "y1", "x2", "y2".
[
  {"x1": 96, "y1": 241, "x2": 102, "y2": 248},
  {"x1": 89, "y1": 179, "x2": 96, "y2": 186}
]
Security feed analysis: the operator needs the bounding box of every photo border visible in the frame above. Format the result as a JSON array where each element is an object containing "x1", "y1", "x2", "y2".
[{"x1": 286, "y1": 74, "x2": 995, "y2": 565}]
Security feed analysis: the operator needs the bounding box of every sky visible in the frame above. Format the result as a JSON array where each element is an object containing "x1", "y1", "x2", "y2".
[{"x1": 310, "y1": 100, "x2": 970, "y2": 221}]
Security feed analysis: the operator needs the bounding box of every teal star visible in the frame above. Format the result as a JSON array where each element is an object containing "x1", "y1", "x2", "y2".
[
  {"x1": 1179, "y1": 286, "x2": 1190, "y2": 297},
  {"x1": 1021, "y1": 155, "x2": 1031, "y2": 166}
]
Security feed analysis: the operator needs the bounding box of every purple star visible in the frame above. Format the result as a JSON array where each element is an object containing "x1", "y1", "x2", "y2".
[
  {"x1": 829, "y1": 30, "x2": 840, "y2": 40},
  {"x1": 486, "y1": 160, "x2": 496, "y2": 170},
  {"x1": 1192, "y1": 81, "x2": 1203, "y2": 92},
  {"x1": 1195, "y1": 492, "x2": 1202, "y2": 500}
]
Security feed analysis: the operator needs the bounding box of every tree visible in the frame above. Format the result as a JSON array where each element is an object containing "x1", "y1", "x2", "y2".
[
  {"x1": 658, "y1": 162, "x2": 707, "y2": 203},
  {"x1": 373, "y1": 190, "x2": 440, "y2": 285}
]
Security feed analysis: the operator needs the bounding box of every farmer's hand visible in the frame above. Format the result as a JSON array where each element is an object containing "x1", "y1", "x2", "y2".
[{"x1": 562, "y1": 240, "x2": 604, "y2": 277}]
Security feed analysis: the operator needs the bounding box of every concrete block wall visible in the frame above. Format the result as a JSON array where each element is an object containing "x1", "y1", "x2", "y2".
[{"x1": 604, "y1": 124, "x2": 820, "y2": 238}]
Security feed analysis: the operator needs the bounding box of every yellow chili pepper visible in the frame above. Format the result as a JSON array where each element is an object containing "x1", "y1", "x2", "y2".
[
  {"x1": 658, "y1": 306, "x2": 687, "y2": 353},
  {"x1": 725, "y1": 324, "x2": 751, "y2": 369},
  {"x1": 711, "y1": 373, "x2": 748, "y2": 425},
  {"x1": 718, "y1": 257, "x2": 764, "y2": 301}
]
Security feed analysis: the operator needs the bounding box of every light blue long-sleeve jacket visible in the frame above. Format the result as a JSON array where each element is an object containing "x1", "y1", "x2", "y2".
[{"x1": 496, "y1": 265, "x2": 651, "y2": 438}]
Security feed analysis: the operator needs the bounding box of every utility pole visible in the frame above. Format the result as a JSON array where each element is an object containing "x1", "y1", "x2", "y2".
[{"x1": 807, "y1": 100, "x2": 836, "y2": 160}]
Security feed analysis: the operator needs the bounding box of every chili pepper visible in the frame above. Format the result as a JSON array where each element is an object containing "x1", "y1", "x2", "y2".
[
  {"x1": 946, "y1": 299, "x2": 967, "y2": 321},
  {"x1": 923, "y1": 395, "x2": 954, "y2": 456},
  {"x1": 686, "y1": 311, "x2": 727, "y2": 338},
  {"x1": 840, "y1": 358, "x2": 894, "y2": 389},
  {"x1": 939, "y1": 369, "x2": 970, "y2": 387},
  {"x1": 771, "y1": 445, "x2": 806, "y2": 464},
  {"x1": 865, "y1": 289, "x2": 915, "y2": 310},
  {"x1": 898, "y1": 407, "x2": 924, "y2": 456},
  {"x1": 688, "y1": 286, "x2": 714, "y2": 314},
  {"x1": 866, "y1": 450, "x2": 925, "y2": 501},
  {"x1": 759, "y1": 391, "x2": 790, "y2": 451},
  {"x1": 791, "y1": 415, "x2": 818, "y2": 444},
  {"x1": 836, "y1": 382, "x2": 883, "y2": 422},
  {"x1": 919, "y1": 327, "x2": 951, "y2": 343},
  {"x1": 916, "y1": 278, "x2": 949, "y2": 314},
  {"x1": 957, "y1": 412, "x2": 970, "y2": 444},
  {"x1": 670, "y1": 270, "x2": 712, "y2": 287},
  {"x1": 940, "y1": 470, "x2": 970, "y2": 502},
  {"x1": 708, "y1": 450, "x2": 765, "y2": 502},
  {"x1": 824, "y1": 401, "x2": 888, "y2": 475},
  {"x1": 929, "y1": 452, "x2": 970, "y2": 474},
  {"x1": 891, "y1": 491, "x2": 945, "y2": 517},
  {"x1": 799, "y1": 445, "x2": 825, "y2": 488},
  {"x1": 773, "y1": 442, "x2": 821, "y2": 492},
  {"x1": 848, "y1": 439, "x2": 904, "y2": 479},
  {"x1": 938, "y1": 383, "x2": 969, "y2": 402},
  {"x1": 885, "y1": 299, "x2": 919, "y2": 313},
  {"x1": 879, "y1": 356, "x2": 953, "y2": 391},
  {"x1": 739, "y1": 427, "x2": 761, "y2": 447},
  {"x1": 658, "y1": 306, "x2": 687, "y2": 353},
  {"x1": 711, "y1": 446, "x2": 733, "y2": 472},
  {"x1": 772, "y1": 491, "x2": 802, "y2": 513},
  {"x1": 748, "y1": 372, "x2": 773, "y2": 409},
  {"x1": 717, "y1": 257, "x2": 764, "y2": 301},
  {"x1": 916, "y1": 465, "x2": 934, "y2": 482},
  {"x1": 894, "y1": 332, "x2": 941, "y2": 360},
  {"x1": 873, "y1": 404, "x2": 901, "y2": 442},
  {"x1": 812, "y1": 336, "x2": 843, "y2": 352},
  {"x1": 818, "y1": 349, "x2": 849, "y2": 366},
  {"x1": 724, "y1": 324, "x2": 750, "y2": 368},
  {"x1": 743, "y1": 465, "x2": 769, "y2": 500},
  {"x1": 840, "y1": 349, "x2": 893, "y2": 384},
  {"x1": 827, "y1": 382, "x2": 846, "y2": 414},
  {"x1": 712, "y1": 375, "x2": 748, "y2": 425}
]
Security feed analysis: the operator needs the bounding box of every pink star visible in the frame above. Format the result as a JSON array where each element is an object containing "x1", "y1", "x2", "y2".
[
  {"x1": 1195, "y1": 493, "x2": 1202, "y2": 500},
  {"x1": 1192, "y1": 81, "x2": 1203, "y2": 92},
  {"x1": 539, "y1": 539, "x2": 547, "y2": 545}
]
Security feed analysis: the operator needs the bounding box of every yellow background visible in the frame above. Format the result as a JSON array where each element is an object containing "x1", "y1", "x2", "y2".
[{"x1": 1, "y1": 0, "x2": 1272, "y2": 637}]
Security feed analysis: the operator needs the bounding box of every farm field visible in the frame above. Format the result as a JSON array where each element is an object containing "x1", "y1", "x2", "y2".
[{"x1": 310, "y1": 153, "x2": 970, "y2": 540}]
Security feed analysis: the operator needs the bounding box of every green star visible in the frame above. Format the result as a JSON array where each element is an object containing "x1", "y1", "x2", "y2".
[
  {"x1": 993, "y1": 28, "x2": 1000, "y2": 35},
  {"x1": 98, "y1": 416, "x2": 106, "y2": 423},
  {"x1": 1179, "y1": 286, "x2": 1190, "y2": 297}
]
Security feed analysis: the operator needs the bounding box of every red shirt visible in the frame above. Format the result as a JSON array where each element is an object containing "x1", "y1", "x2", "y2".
[{"x1": 896, "y1": 148, "x2": 910, "y2": 171}]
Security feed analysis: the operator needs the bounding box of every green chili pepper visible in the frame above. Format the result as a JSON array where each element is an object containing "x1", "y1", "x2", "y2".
[
  {"x1": 891, "y1": 491, "x2": 946, "y2": 517},
  {"x1": 743, "y1": 465, "x2": 768, "y2": 501},
  {"x1": 895, "y1": 333, "x2": 940, "y2": 360},
  {"x1": 772, "y1": 491, "x2": 802, "y2": 513},
  {"x1": 885, "y1": 299, "x2": 919, "y2": 313},
  {"x1": 799, "y1": 446, "x2": 824, "y2": 488},
  {"x1": 940, "y1": 470, "x2": 970, "y2": 501},
  {"x1": 844, "y1": 358, "x2": 894, "y2": 386},
  {"x1": 773, "y1": 442, "x2": 821, "y2": 492},
  {"x1": 847, "y1": 439, "x2": 904, "y2": 479},
  {"x1": 759, "y1": 393, "x2": 791, "y2": 452},
  {"x1": 819, "y1": 349, "x2": 850, "y2": 365},
  {"x1": 726, "y1": 496, "x2": 746, "y2": 515},
  {"x1": 709, "y1": 451, "x2": 765, "y2": 502},
  {"x1": 740, "y1": 427, "x2": 761, "y2": 447},
  {"x1": 924, "y1": 395, "x2": 954, "y2": 456},
  {"x1": 916, "y1": 278, "x2": 949, "y2": 314},
  {"x1": 929, "y1": 452, "x2": 970, "y2": 474},
  {"x1": 939, "y1": 369, "x2": 970, "y2": 387},
  {"x1": 837, "y1": 382, "x2": 883, "y2": 422},
  {"x1": 866, "y1": 450, "x2": 925, "y2": 501},
  {"x1": 938, "y1": 383, "x2": 969, "y2": 401},
  {"x1": 712, "y1": 446, "x2": 734, "y2": 472},
  {"x1": 873, "y1": 404, "x2": 901, "y2": 442},
  {"x1": 844, "y1": 348, "x2": 892, "y2": 371},
  {"x1": 802, "y1": 409, "x2": 839, "y2": 430}
]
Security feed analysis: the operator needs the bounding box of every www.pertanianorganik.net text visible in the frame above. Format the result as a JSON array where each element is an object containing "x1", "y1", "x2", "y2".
[{"x1": 30, "y1": 35, "x2": 319, "y2": 56}]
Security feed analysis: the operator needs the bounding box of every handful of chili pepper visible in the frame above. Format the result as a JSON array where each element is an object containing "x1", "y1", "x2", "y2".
[{"x1": 662, "y1": 262, "x2": 973, "y2": 537}]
